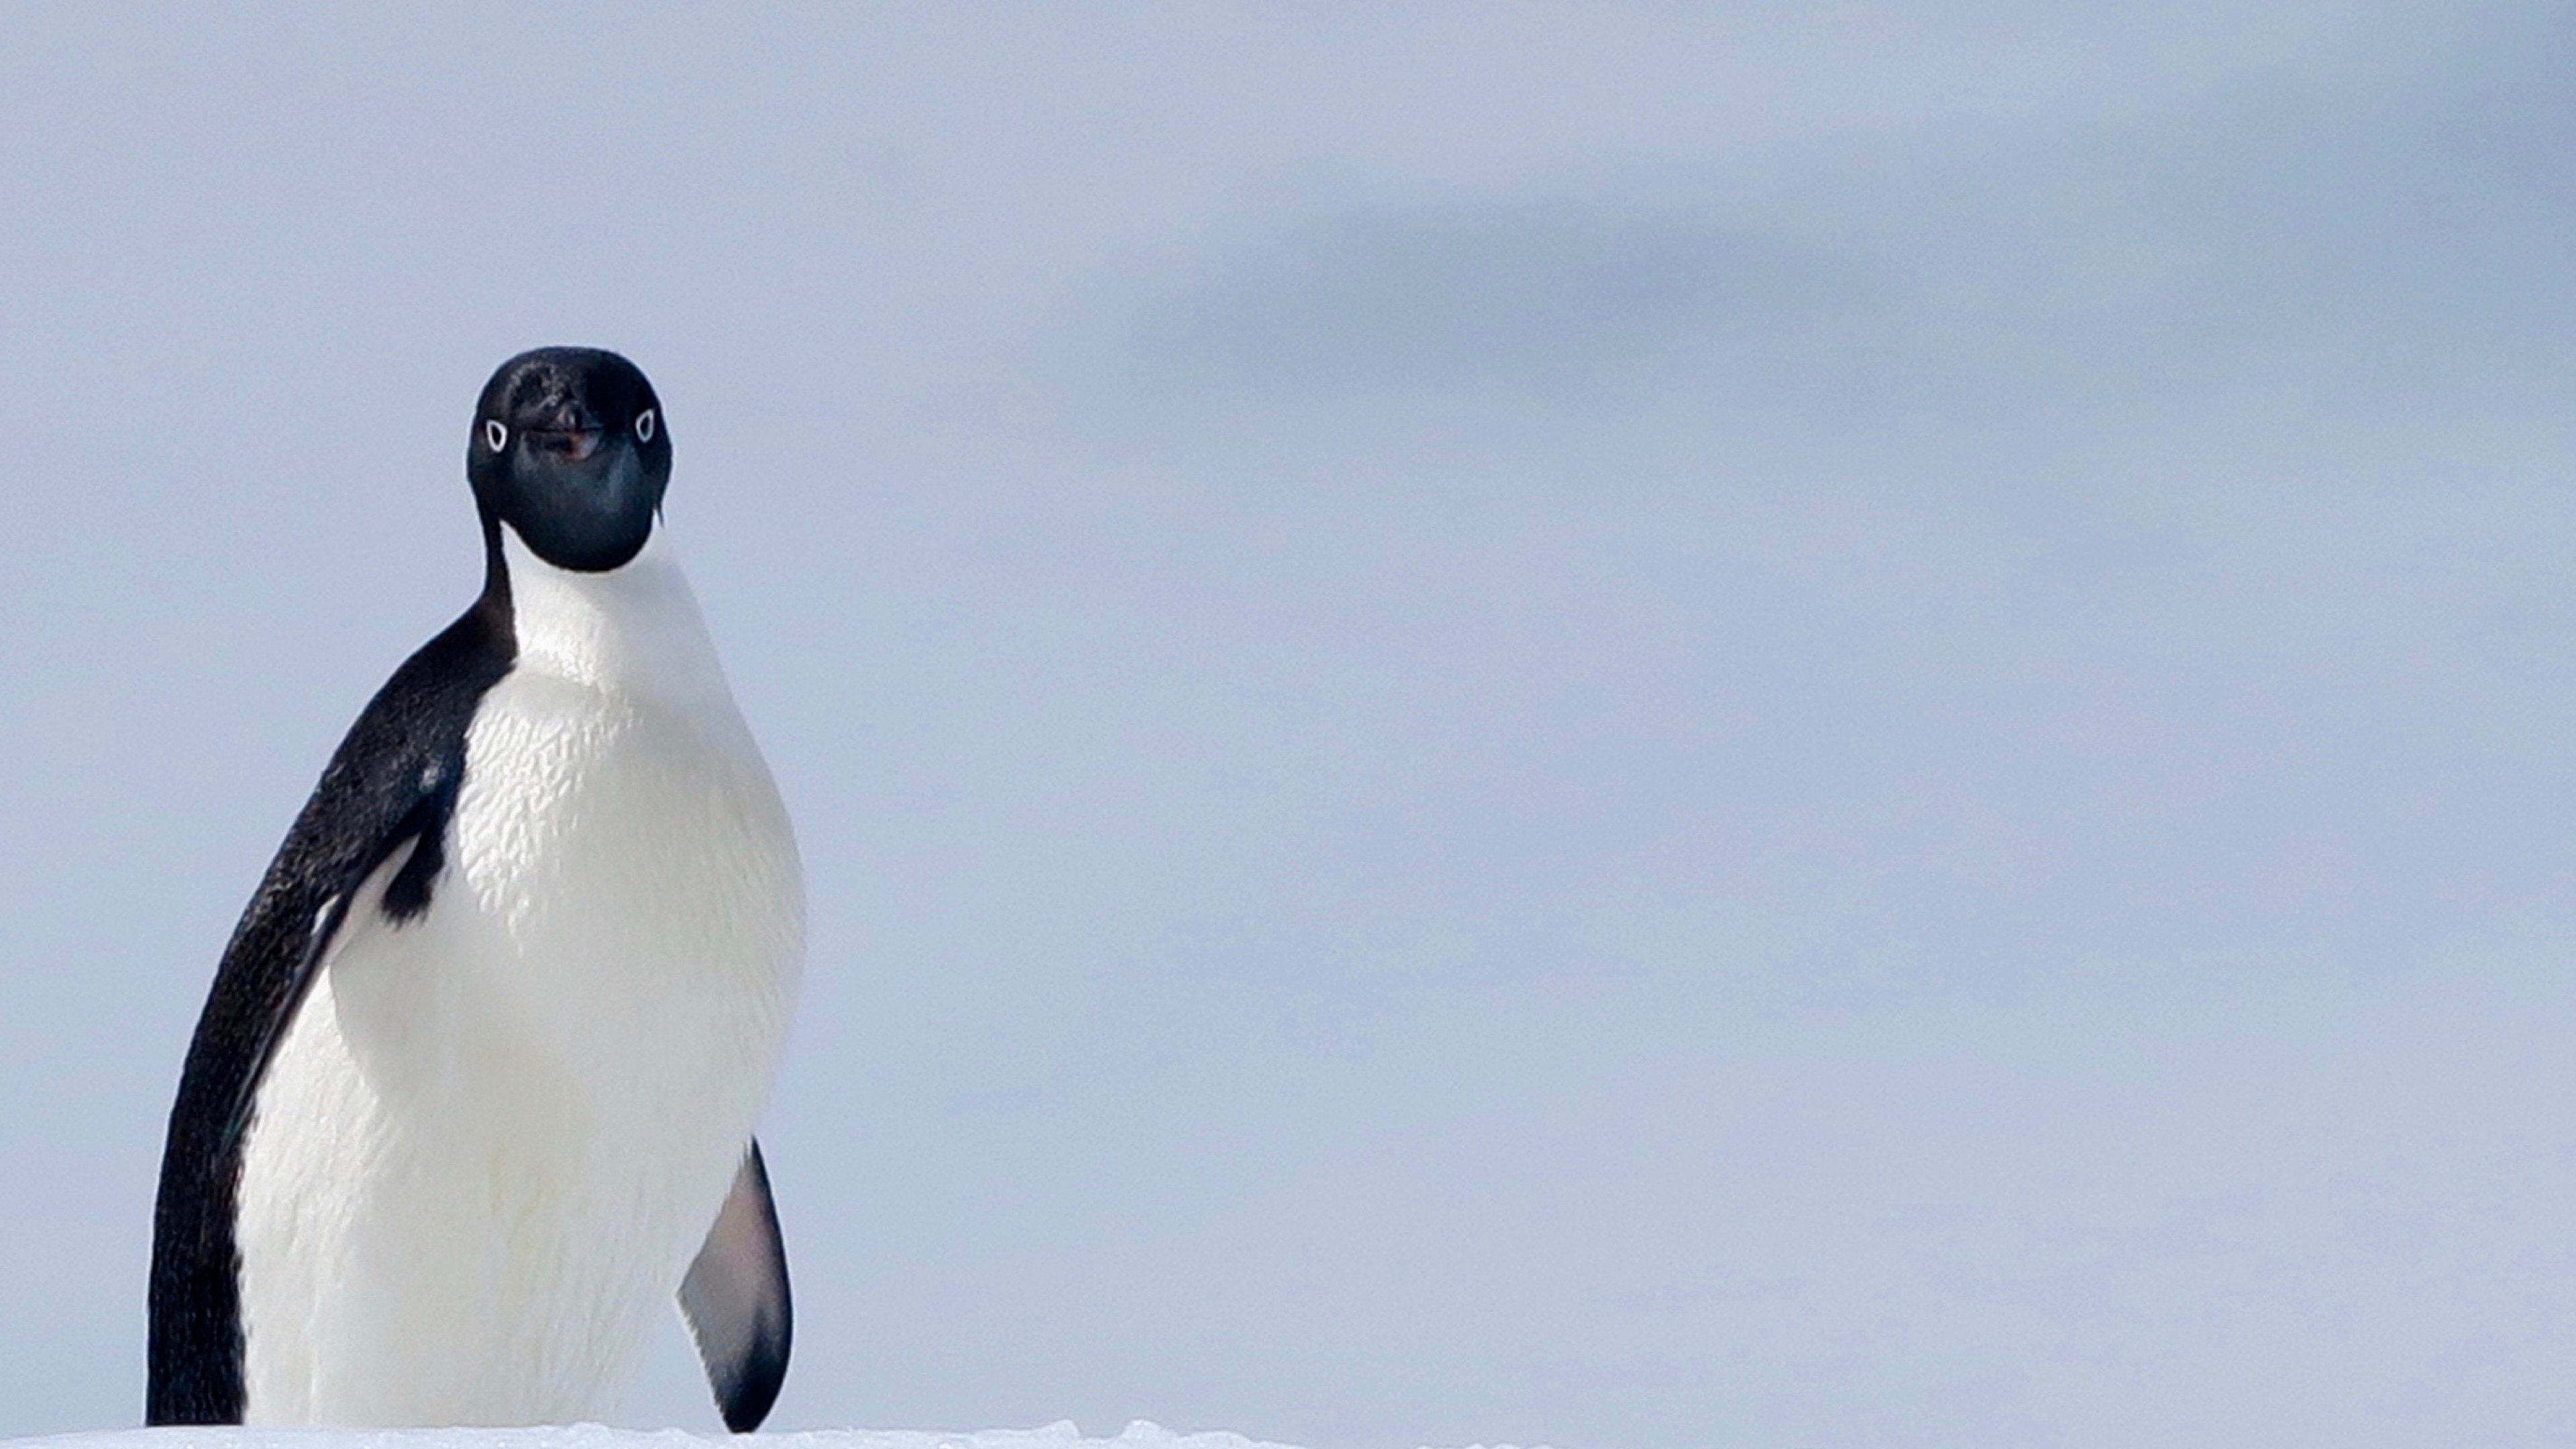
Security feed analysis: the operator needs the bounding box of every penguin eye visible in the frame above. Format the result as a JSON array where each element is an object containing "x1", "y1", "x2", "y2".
[
  {"x1": 635, "y1": 409, "x2": 657, "y2": 443},
  {"x1": 484, "y1": 420, "x2": 508, "y2": 453}
]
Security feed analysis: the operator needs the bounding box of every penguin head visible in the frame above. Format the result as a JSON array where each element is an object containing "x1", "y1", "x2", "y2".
[{"x1": 468, "y1": 347, "x2": 672, "y2": 572}]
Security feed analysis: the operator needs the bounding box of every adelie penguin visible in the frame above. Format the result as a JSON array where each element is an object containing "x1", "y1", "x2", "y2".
[{"x1": 148, "y1": 348, "x2": 802, "y2": 1430}]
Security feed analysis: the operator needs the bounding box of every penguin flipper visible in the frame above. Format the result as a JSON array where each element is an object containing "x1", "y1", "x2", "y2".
[
  {"x1": 148, "y1": 600, "x2": 513, "y2": 1426},
  {"x1": 682, "y1": 1139, "x2": 793, "y2": 1432}
]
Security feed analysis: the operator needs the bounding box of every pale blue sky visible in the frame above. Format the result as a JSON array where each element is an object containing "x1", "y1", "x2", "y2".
[{"x1": 6, "y1": 6, "x2": 2576, "y2": 1447}]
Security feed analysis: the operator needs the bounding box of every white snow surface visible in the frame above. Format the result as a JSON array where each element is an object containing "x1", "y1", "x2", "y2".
[{"x1": 5, "y1": 1426, "x2": 1541, "y2": 1449}]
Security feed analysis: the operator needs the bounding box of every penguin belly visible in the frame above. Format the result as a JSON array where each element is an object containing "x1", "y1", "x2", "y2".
[{"x1": 234, "y1": 629, "x2": 802, "y2": 1425}]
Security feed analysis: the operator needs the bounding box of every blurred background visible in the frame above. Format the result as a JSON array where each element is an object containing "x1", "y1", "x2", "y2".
[{"x1": 7, "y1": 5, "x2": 2576, "y2": 1446}]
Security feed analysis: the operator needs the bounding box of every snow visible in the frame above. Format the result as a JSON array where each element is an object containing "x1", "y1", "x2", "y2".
[{"x1": 4, "y1": 1424, "x2": 1543, "y2": 1449}]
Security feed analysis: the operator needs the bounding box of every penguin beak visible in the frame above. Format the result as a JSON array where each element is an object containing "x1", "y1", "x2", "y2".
[
  {"x1": 525, "y1": 402, "x2": 606, "y2": 462},
  {"x1": 531, "y1": 429, "x2": 604, "y2": 462}
]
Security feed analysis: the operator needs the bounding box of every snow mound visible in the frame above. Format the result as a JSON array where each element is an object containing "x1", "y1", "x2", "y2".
[{"x1": 5, "y1": 1424, "x2": 1540, "y2": 1449}]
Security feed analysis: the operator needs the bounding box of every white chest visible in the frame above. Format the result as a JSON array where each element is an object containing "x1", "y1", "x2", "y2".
[{"x1": 235, "y1": 533, "x2": 804, "y2": 1426}]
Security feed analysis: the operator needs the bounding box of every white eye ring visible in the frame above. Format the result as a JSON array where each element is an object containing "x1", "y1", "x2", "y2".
[
  {"x1": 635, "y1": 409, "x2": 657, "y2": 443},
  {"x1": 484, "y1": 420, "x2": 508, "y2": 452}
]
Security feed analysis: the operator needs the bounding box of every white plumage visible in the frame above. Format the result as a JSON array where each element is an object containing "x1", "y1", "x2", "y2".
[{"x1": 235, "y1": 529, "x2": 803, "y2": 1425}]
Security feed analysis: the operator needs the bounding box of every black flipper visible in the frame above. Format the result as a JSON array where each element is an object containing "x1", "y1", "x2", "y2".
[
  {"x1": 681, "y1": 1141, "x2": 793, "y2": 1432},
  {"x1": 146, "y1": 555, "x2": 515, "y2": 1426}
]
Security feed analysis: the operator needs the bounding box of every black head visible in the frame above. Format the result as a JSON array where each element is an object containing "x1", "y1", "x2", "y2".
[{"x1": 467, "y1": 347, "x2": 672, "y2": 572}]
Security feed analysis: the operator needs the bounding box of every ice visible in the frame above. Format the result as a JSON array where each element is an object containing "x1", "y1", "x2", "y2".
[{"x1": 1, "y1": 1422, "x2": 1540, "y2": 1449}]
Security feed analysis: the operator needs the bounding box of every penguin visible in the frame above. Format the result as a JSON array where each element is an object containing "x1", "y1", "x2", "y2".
[{"x1": 146, "y1": 347, "x2": 803, "y2": 1431}]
